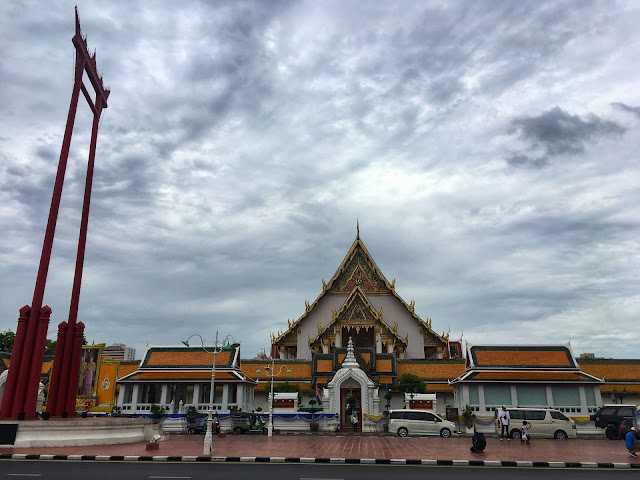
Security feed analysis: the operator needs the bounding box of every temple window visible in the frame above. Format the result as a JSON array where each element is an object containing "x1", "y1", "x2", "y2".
[
  {"x1": 123, "y1": 385, "x2": 133, "y2": 404},
  {"x1": 424, "y1": 346, "x2": 437, "y2": 359},
  {"x1": 138, "y1": 384, "x2": 161, "y2": 404}
]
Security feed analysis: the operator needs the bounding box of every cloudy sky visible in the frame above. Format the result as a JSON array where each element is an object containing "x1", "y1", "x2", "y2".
[{"x1": 1, "y1": 0, "x2": 639, "y2": 361}]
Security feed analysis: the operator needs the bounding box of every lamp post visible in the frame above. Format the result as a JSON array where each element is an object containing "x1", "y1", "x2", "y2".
[
  {"x1": 407, "y1": 387, "x2": 417, "y2": 409},
  {"x1": 182, "y1": 331, "x2": 236, "y2": 454},
  {"x1": 256, "y1": 358, "x2": 290, "y2": 437},
  {"x1": 611, "y1": 386, "x2": 628, "y2": 404}
]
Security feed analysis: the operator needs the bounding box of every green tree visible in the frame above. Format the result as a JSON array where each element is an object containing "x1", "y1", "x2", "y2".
[
  {"x1": 395, "y1": 373, "x2": 426, "y2": 393},
  {"x1": 0, "y1": 330, "x2": 15, "y2": 352},
  {"x1": 0, "y1": 329, "x2": 86, "y2": 355},
  {"x1": 44, "y1": 339, "x2": 57, "y2": 356}
]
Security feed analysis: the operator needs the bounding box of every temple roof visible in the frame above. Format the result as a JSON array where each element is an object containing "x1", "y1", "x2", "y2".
[
  {"x1": 118, "y1": 344, "x2": 256, "y2": 384},
  {"x1": 139, "y1": 345, "x2": 240, "y2": 370},
  {"x1": 451, "y1": 343, "x2": 603, "y2": 385},
  {"x1": 466, "y1": 344, "x2": 578, "y2": 369},
  {"x1": 272, "y1": 234, "x2": 448, "y2": 346}
]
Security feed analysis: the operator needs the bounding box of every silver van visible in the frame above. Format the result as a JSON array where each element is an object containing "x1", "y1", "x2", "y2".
[
  {"x1": 389, "y1": 409, "x2": 459, "y2": 437},
  {"x1": 494, "y1": 407, "x2": 577, "y2": 439}
]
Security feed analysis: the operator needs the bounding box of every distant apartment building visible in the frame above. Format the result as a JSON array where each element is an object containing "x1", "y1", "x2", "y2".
[{"x1": 102, "y1": 343, "x2": 136, "y2": 361}]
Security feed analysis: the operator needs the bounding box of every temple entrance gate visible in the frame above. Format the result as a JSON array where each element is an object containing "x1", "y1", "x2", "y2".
[
  {"x1": 325, "y1": 337, "x2": 380, "y2": 432},
  {"x1": 340, "y1": 385, "x2": 361, "y2": 431}
]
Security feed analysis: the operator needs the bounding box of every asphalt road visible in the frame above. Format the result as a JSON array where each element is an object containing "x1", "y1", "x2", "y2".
[{"x1": 0, "y1": 462, "x2": 639, "y2": 480}]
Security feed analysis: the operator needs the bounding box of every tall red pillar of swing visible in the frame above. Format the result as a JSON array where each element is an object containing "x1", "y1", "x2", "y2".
[
  {"x1": 49, "y1": 7, "x2": 110, "y2": 418},
  {"x1": 0, "y1": 7, "x2": 109, "y2": 420},
  {"x1": 45, "y1": 321, "x2": 67, "y2": 415}
]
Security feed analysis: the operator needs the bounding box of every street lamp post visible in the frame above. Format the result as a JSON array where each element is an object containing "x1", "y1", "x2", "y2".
[
  {"x1": 256, "y1": 358, "x2": 290, "y2": 437},
  {"x1": 407, "y1": 387, "x2": 417, "y2": 409},
  {"x1": 611, "y1": 386, "x2": 628, "y2": 404},
  {"x1": 182, "y1": 331, "x2": 235, "y2": 454}
]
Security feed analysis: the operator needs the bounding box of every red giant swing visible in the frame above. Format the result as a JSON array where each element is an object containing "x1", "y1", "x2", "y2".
[{"x1": 0, "y1": 8, "x2": 110, "y2": 420}]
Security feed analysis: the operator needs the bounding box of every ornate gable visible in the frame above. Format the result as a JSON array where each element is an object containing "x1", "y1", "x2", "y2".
[
  {"x1": 326, "y1": 236, "x2": 393, "y2": 295},
  {"x1": 308, "y1": 286, "x2": 407, "y2": 350}
]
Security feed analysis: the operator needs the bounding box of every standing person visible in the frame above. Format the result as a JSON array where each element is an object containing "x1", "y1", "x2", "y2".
[
  {"x1": 498, "y1": 405, "x2": 511, "y2": 441},
  {"x1": 626, "y1": 427, "x2": 640, "y2": 457},
  {"x1": 351, "y1": 412, "x2": 358, "y2": 432},
  {"x1": 521, "y1": 421, "x2": 531, "y2": 444}
]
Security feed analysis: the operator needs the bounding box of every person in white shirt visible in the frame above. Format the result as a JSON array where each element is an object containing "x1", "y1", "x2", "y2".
[
  {"x1": 498, "y1": 405, "x2": 510, "y2": 440},
  {"x1": 521, "y1": 421, "x2": 531, "y2": 444}
]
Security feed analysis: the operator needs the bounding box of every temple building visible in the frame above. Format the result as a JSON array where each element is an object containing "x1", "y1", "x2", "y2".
[
  {"x1": 4, "y1": 229, "x2": 640, "y2": 431},
  {"x1": 271, "y1": 228, "x2": 458, "y2": 362},
  {"x1": 451, "y1": 344, "x2": 604, "y2": 418}
]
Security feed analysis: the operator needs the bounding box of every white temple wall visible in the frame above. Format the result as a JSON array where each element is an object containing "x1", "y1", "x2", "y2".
[
  {"x1": 296, "y1": 295, "x2": 349, "y2": 360},
  {"x1": 367, "y1": 296, "x2": 425, "y2": 359}
]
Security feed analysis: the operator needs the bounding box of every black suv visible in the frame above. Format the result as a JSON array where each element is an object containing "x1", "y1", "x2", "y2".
[{"x1": 590, "y1": 405, "x2": 637, "y2": 440}]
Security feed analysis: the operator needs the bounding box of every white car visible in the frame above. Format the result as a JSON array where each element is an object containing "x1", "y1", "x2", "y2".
[
  {"x1": 389, "y1": 409, "x2": 459, "y2": 437},
  {"x1": 494, "y1": 407, "x2": 577, "y2": 439}
]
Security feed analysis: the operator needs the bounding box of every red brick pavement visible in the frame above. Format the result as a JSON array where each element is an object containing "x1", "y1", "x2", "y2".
[{"x1": 1, "y1": 433, "x2": 639, "y2": 464}]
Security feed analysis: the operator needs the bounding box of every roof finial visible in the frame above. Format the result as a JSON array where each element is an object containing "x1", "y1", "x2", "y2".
[
  {"x1": 356, "y1": 219, "x2": 360, "y2": 239},
  {"x1": 342, "y1": 337, "x2": 359, "y2": 368}
]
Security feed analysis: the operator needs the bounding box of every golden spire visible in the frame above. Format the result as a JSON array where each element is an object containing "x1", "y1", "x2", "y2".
[{"x1": 356, "y1": 219, "x2": 360, "y2": 239}]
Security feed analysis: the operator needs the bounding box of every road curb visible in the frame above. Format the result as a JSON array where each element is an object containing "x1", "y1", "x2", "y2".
[{"x1": 1, "y1": 453, "x2": 638, "y2": 468}]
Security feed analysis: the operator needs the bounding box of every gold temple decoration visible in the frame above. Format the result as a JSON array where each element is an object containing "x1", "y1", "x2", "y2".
[
  {"x1": 305, "y1": 300, "x2": 311, "y2": 311},
  {"x1": 308, "y1": 333, "x2": 312, "y2": 343},
  {"x1": 391, "y1": 322, "x2": 398, "y2": 335},
  {"x1": 288, "y1": 319, "x2": 292, "y2": 328},
  {"x1": 317, "y1": 322, "x2": 323, "y2": 335},
  {"x1": 331, "y1": 307, "x2": 337, "y2": 319},
  {"x1": 391, "y1": 278, "x2": 395, "y2": 289},
  {"x1": 409, "y1": 299, "x2": 415, "y2": 312},
  {"x1": 322, "y1": 278, "x2": 327, "y2": 290}
]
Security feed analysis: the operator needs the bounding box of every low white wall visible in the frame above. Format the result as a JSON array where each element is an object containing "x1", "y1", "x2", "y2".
[{"x1": 0, "y1": 418, "x2": 160, "y2": 448}]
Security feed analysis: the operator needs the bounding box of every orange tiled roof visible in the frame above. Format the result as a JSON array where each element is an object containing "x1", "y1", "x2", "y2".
[
  {"x1": 465, "y1": 371, "x2": 598, "y2": 382},
  {"x1": 240, "y1": 362, "x2": 311, "y2": 380},
  {"x1": 472, "y1": 347, "x2": 573, "y2": 368},
  {"x1": 117, "y1": 363, "x2": 140, "y2": 379},
  {"x1": 259, "y1": 381, "x2": 313, "y2": 390},
  {"x1": 146, "y1": 350, "x2": 231, "y2": 367},
  {"x1": 398, "y1": 361, "x2": 465, "y2": 380},
  {"x1": 41, "y1": 360, "x2": 52, "y2": 375},
  {"x1": 579, "y1": 361, "x2": 640, "y2": 381},
  {"x1": 426, "y1": 383, "x2": 453, "y2": 392},
  {"x1": 122, "y1": 371, "x2": 240, "y2": 381}
]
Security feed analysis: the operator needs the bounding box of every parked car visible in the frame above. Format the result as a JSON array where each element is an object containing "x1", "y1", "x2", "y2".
[
  {"x1": 618, "y1": 416, "x2": 635, "y2": 440},
  {"x1": 493, "y1": 407, "x2": 577, "y2": 439},
  {"x1": 590, "y1": 404, "x2": 637, "y2": 440},
  {"x1": 389, "y1": 409, "x2": 458, "y2": 437}
]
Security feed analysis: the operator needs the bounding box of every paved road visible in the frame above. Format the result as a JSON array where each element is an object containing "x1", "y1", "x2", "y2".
[{"x1": 1, "y1": 461, "x2": 639, "y2": 480}]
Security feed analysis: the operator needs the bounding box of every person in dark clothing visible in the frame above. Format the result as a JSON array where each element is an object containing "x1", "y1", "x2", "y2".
[{"x1": 470, "y1": 427, "x2": 486, "y2": 453}]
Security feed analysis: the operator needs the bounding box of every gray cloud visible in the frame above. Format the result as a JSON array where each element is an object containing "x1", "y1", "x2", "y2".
[
  {"x1": 612, "y1": 102, "x2": 640, "y2": 119},
  {"x1": 506, "y1": 107, "x2": 626, "y2": 168},
  {"x1": 1, "y1": 0, "x2": 639, "y2": 359}
]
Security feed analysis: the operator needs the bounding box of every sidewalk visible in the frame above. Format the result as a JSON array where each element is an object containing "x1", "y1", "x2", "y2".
[{"x1": 1, "y1": 433, "x2": 639, "y2": 467}]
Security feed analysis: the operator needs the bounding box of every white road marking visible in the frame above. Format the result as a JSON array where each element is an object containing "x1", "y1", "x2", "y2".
[
  {"x1": 148, "y1": 477, "x2": 191, "y2": 479},
  {"x1": 6, "y1": 475, "x2": 42, "y2": 477}
]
